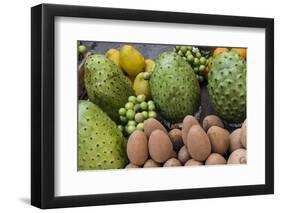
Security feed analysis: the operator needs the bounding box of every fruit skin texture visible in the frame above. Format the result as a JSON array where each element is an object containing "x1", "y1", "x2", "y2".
[
  {"x1": 187, "y1": 125, "x2": 211, "y2": 161},
  {"x1": 78, "y1": 100, "x2": 128, "y2": 170},
  {"x1": 84, "y1": 54, "x2": 134, "y2": 122},
  {"x1": 208, "y1": 51, "x2": 246, "y2": 123},
  {"x1": 150, "y1": 51, "x2": 200, "y2": 122},
  {"x1": 105, "y1": 48, "x2": 121, "y2": 68},
  {"x1": 120, "y1": 45, "x2": 145, "y2": 77},
  {"x1": 231, "y1": 48, "x2": 247, "y2": 59},
  {"x1": 127, "y1": 130, "x2": 148, "y2": 166}
]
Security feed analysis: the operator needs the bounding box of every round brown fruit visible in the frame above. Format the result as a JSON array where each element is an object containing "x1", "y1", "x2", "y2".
[
  {"x1": 187, "y1": 125, "x2": 211, "y2": 161},
  {"x1": 125, "y1": 163, "x2": 140, "y2": 169},
  {"x1": 127, "y1": 130, "x2": 148, "y2": 166},
  {"x1": 143, "y1": 159, "x2": 162, "y2": 168},
  {"x1": 184, "y1": 159, "x2": 203, "y2": 166},
  {"x1": 229, "y1": 128, "x2": 243, "y2": 153},
  {"x1": 168, "y1": 129, "x2": 184, "y2": 152},
  {"x1": 227, "y1": 148, "x2": 247, "y2": 164},
  {"x1": 182, "y1": 115, "x2": 199, "y2": 146},
  {"x1": 241, "y1": 119, "x2": 247, "y2": 148},
  {"x1": 163, "y1": 158, "x2": 182, "y2": 167},
  {"x1": 144, "y1": 118, "x2": 167, "y2": 137},
  {"x1": 205, "y1": 153, "x2": 226, "y2": 165},
  {"x1": 178, "y1": 146, "x2": 190, "y2": 164},
  {"x1": 202, "y1": 115, "x2": 224, "y2": 131},
  {"x1": 207, "y1": 126, "x2": 230, "y2": 155},
  {"x1": 148, "y1": 129, "x2": 173, "y2": 163}
]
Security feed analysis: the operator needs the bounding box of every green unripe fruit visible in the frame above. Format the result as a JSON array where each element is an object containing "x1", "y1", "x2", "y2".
[
  {"x1": 187, "y1": 46, "x2": 192, "y2": 51},
  {"x1": 185, "y1": 50, "x2": 192, "y2": 56},
  {"x1": 199, "y1": 57, "x2": 207, "y2": 65},
  {"x1": 120, "y1": 116, "x2": 128, "y2": 123},
  {"x1": 78, "y1": 45, "x2": 87, "y2": 55},
  {"x1": 187, "y1": 54, "x2": 194, "y2": 63},
  {"x1": 134, "y1": 104, "x2": 141, "y2": 112},
  {"x1": 135, "y1": 113, "x2": 145, "y2": 123},
  {"x1": 118, "y1": 108, "x2": 126, "y2": 116},
  {"x1": 194, "y1": 58, "x2": 200, "y2": 66},
  {"x1": 143, "y1": 72, "x2": 151, "y2": 80},
  {"x1": 128, "y1": 96, "x2": 137, "y2": 104},
  {"x1": 180, "y1": 46, "x2": 188, "y2": 53},
  {"x1": 148, "y1": 111, "x2": 157, "y2": 118},
  {"x1": 196, "y1": 52, "x2": 201, "y2": 58},
  {"x1": 140, "y1": 101, "x2": 148, "y2": 110},
  {"x1": 137, "y1": 94, "x2": 146, "y2": 103},
  {"x1": 127, "y1": 125, "x2": 136, "y2": 134},
  {"x1": 148, "y1": 104, "x2": 156, "y2": 111},
  {"x1": 126, "y1": 109, "x2": 135, "y2": 120},
  {"x1": 128, "y1": 120, "x2": 137, "y2": 126},
  {"x1": 194, "y1": 67, "x2": 199, "y2": 73},
  {"x1": 136, "y1": 123, "x2": 144, "y2": 130},
  {"x1": 178, "y1": 50, "x2": 184, "y2": 56},
  {"x1": 175, "y1": 46, "x2": 181, "y2": 51},
  {"x1": 199, "y1": 65, "x2": 206, "y2": 74},
  {"x1": 142, "y1": 111, "x2": 148, "y2": 119},
  {"x1": 125, "y1": 102, "x2": 134, "y2": 110},
  {"x1": 147, "y1": 100, "x2": 154, "y2": 106}
]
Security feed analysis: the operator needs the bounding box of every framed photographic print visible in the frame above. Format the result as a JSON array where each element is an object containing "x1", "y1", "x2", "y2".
[{"x1": 31, "y1": 3, "x2": 274, "y2": 209}]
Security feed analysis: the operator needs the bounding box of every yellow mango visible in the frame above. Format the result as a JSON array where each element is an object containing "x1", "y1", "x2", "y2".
[
  {"x1": 133, "y1": 72, "x2": 151, "y2": 99},
  {"x1": 105, "y1": 48, "x2": 121, "y2": 68},
  {"x1": 145, "y1": 59, "x2": 155, "y2": 73},
  {"x1": 120, "y1": 45, "x2": 145, "y2": 77}
]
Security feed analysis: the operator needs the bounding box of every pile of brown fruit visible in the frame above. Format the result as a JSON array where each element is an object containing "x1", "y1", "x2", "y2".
[{"x1": 125, "y1": 115, "x2": 247, "y2": 168}]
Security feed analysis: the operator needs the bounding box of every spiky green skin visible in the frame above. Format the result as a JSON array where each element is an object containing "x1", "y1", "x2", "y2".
[
  {"x1": 150, "y1": 51, "x2": 200, "y2": 122},
  {"x1": 208, "y1": 51, "x2": 246, "y2": 123},
  {"x1": 84, "y1": 54, "x2": 134, "y2": 122},
  {"x1": 78, "y1": 100, "x2": 128, "y2": 170}
]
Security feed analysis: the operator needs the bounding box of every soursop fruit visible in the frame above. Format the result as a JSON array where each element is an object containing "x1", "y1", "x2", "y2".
[
  {"x1": 84, "y1": 54, "x2": 134, "y2": 122},
  {"x1": 78, "y1": 100, "x2": 128, "y2": 170},
  {"x1": 208, "y1": 51, "x2": 246, "y2": 123},
  {"x1": 149, "y1": 51, "x2": 200, "y2": 122}
]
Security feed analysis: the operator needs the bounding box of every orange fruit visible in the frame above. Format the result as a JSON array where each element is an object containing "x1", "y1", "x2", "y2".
[
  {"x1": 231, "y1": 48, "x2": 247, "y2": 59},
  {"x1": 213, "y1": 48, "x2": 229, "y2": 57}
]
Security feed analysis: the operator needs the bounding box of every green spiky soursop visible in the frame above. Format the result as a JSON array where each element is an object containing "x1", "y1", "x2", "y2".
[
  {"x1": 149, "y1": 51, "x2": 200, "y2": 122},
  {"x1": 84, "y1": 54, "x2": 134, "y2": 122},
  {"x1": 208, "y1": 51, "x2": 246, "y2": 123},
  {"x1": 78, "y1": 100, "x2": 128, "y2": 170}
]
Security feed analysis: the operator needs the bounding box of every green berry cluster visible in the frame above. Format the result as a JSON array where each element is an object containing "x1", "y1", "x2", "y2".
[
  {"x1": 173, "y1": 46, "x2": 210, "y2": 83},
  {"x1": 118, "y1": 94, "x2": 157, "y2": 135}
]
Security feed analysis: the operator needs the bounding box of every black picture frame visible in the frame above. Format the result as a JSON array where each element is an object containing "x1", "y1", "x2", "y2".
[{"x1": 31, "y1": 3, "x2": 274, "y2": 209}]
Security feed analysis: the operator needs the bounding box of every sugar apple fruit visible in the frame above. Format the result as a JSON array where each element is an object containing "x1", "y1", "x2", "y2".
[
  {"x1": 149, "y1": 51, "x2": 200, "y2": 122},
  {"x1": 84, "y1": 54, "x2": 134, "y2": 122},
  {"x1": 78, "y1": 100, "x2": 128, "y2": 170},
  {"x1": 207, "y1": 51, "x2": 246, "y2": 123}
]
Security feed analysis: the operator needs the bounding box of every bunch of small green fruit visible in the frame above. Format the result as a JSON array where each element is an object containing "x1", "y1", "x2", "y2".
[
  {"x1": 173, "y1": 46, "x2": 210, "y2": 83},
  {"x1": 118, "y1": 94, "x2": 157, "y2": 135}
]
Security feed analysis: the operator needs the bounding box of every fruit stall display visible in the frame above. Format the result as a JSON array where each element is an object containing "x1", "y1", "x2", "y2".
[{"x1": 78, "y1": 42, "x2": 247, "y2": 170}]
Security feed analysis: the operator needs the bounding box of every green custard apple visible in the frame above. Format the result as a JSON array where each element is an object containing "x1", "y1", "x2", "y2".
[
  {"x1": 207, "y1": 51, "x2": 246, "y2": 123},
  {"x1": 78, "y1": 100, "x2": 128, "y2": 170},
  {"x1": 149, "y1": 51, "x2": 200, "y2": 122},
  {"x1": 84, "y1": 54, "x2": 134, "y2": 122}
]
